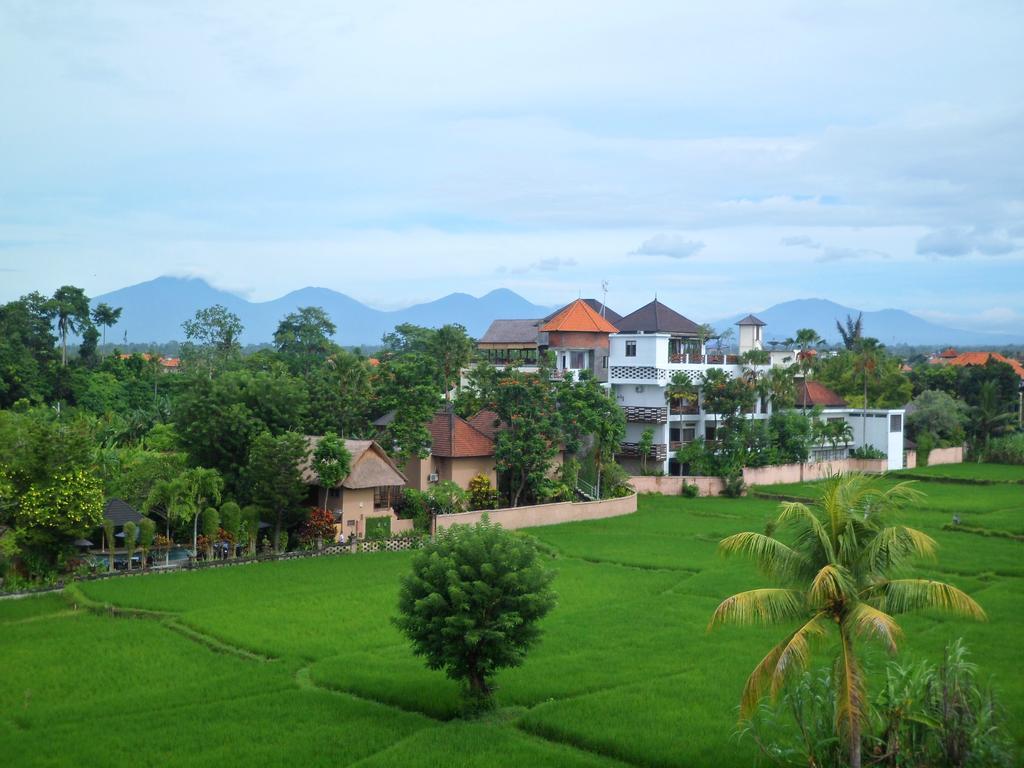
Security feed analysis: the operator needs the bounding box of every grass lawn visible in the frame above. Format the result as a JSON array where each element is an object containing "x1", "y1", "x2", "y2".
[
  {"x1": 1, "y1": 464, "x2": 1020, "y2": 766},
  {"x1": 894, "y1": 462, "x2": 1024, "y2": 483}
]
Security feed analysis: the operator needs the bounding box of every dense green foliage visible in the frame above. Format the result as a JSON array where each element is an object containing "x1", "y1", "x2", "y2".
[{"x1": 395, "y1": 517, "x2": 556, "y2": 711}]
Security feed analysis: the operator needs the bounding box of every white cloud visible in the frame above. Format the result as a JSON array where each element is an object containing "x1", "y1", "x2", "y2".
[
  {"x1": 780, "y1": 235, "x2": 820, "y2": 248},
  {"x1": 916, "y1": 227, "x2": 1018, "y2": 257},
  {"x1": 631, "y1": 234, "x2": 705, "y2": 259}
]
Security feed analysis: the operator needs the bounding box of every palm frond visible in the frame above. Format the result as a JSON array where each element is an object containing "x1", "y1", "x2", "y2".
[
  {"x1": 717, "y1": 531, "x2": 804, "y2": 577},
  {"x1": 834, "y1": 628, "x2": 865, "y2": 740},
  {"x1": 870, "y1": 579, "x2": 987, "y2": 620},
  {"x1": 863, "y1": 525, "x2": 936, "y2": 575},
  {"x1": 740, "y1": 614, "x2": 827, "y2": 718},
  {"x1": 777, "y1": 502, "x2": 835, "y2": 563},
  {"x1": 708, "y1": 588, "x2": 805, "y2": 630},
  {"x1": 808, "y1": 563, "x2": 854, "y2": 607},
  {"x1": 845, "y1": 602, "x2": 902, "y2": 653}
]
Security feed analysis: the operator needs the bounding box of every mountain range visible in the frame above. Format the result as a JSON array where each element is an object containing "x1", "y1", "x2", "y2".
[
  {"x1": 713, "y1": 299, "x2": 1016, "y2": 347},
  {"x1": 92, "y1": 277, "x2": 553, "y2": 347},
  {"x1": 91, "y1": 277, "x2": 1017, "y2": 347}
]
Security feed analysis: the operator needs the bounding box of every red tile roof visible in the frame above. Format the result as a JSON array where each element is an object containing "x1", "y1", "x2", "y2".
[
  {"x1": 798, "y1": 380, "x2": 848, "y2": 408},
  {"x1": 428, "y1": 410, "x2": 495, "y2": 458},
  {"x1": 945, "y1": 351, "x2": 1024, "y2": 379},
  {"x1": 539, "y1": 299, "x2": 619, "y2": 334},
  {"x1": 467, "y1": 409, "x2": 503, "y2": 440}
]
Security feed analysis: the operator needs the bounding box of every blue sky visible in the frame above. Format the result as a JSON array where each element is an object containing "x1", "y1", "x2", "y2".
[{"x1": 1, "y1": 1, "x2": 1022, "y2": 332}]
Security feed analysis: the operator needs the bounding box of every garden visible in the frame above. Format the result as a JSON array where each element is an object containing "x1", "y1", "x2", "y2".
[{"x1": 1, "y1": 464, "x2": 1021, "y2": 766}]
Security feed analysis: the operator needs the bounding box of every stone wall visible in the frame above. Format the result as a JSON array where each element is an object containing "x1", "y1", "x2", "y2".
[
  {"x1": 434, "y1": 493, "x2": 637, "y2": 532},
  {"x1": 926, "y1": 446, "x2": 964, "y2": 466}
]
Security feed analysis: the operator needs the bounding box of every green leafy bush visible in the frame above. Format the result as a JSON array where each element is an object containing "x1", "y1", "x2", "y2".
[{"x1": 983, "y1": 433, "x2": 1024, "y2": 465}]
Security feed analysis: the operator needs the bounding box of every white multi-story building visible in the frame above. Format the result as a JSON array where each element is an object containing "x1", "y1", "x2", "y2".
[{"x1": 608, "y1": 301, "x2": 906, "y2": 473}]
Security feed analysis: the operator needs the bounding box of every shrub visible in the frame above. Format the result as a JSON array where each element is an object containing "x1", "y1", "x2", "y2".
[
  {"x1": 851, "y1": 445, "x2": 886, "y2": 459},
  {"x1": 364, "y1": 516, "x2": 391, "y2": 540},
  {"x1": 719, "y1": 467, "x2": 746, "y2": 498},
  {"x1": 299, "y1": 507, "x2": 336, "y2": 548},
  {"x1": 680, "y1": 482, "x2": 699, "y2": 498},
  {"x1": 983, "y1": 432, "x2": 1024, "y2": 465},
  {"x1": 467, "y1": 474, "x2": 500, "y2": 511},
  {"x1": 427, "y1": 481, "x2": 469, "y2": 516},
  {"x1": 394, "y1": 515, "x2": 556, "y2": 714}
]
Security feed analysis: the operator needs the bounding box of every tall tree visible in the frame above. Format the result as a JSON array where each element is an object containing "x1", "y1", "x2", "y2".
[
  {"x1": 430, "y1": 324, "x2": 476, "y2": 401},
  {"x1": 836, "y1": 312, "x2": 864, "y2": 350},
  {"x1": 122, "y1": 520, "x2": 137, "y2": 570},
  {"x1": 180, "y1": 305, "x2": 243, "y2": 376},
  {"x1": 90, "y1": 303, "x2": 122, "y2": 356},
  {"x1": 138, "y1": 517, "x2": 156, "y2": 571},
  {"x1": 709, "y1": 474, "x2": 985, "y2": 768},
  {"x1": 853, "y1": 338, "x2": 883, "y2": 438},
  {"x1": 174, "y1": 468, "x2": 224, "y2": 556},
  {"x1": 395, "y1": 516, "x2": 556, "y2": 713},
  {"x1": 0, "y1": 293, "x2": 59, "y2": 406},
  {"x1": 245, "y1": 431, "x2": 309, "y2": 551},
  {"x1": 302, "y1": 350, "x2": 372, "y2": 437},
  {"x1": 969, "y1": 380, "x2": 1014, "y2": 454},
  {"x1": 51, "y1": 286, "x2": 92, "y2": 367},
  {"x1": 273, "y1": 306, "x2": 337, "y2": 375},
  {"x1": 311, "y1": 432, "x2": 352, "y2": 510}
]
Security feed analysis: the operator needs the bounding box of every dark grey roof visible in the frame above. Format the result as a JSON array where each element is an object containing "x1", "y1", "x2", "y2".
[
  {"x1": 615, "y1": 300, "x2": 701, "y2": 335},
  {"x1": 736, "y1": 314, "x2": 766, "y2": 327},
  {"x1": 103, "y1": 498, "x2": 144, "y2": 527},
  {"x1": 479, "y1": 319, "x2": 541, "y2": 345},
  {"x1": 372, "y1": 409, "x2": 397, "y2": 427},
  {"x1": 543, "y1": 299, "x2": 622, "y2": 325}
]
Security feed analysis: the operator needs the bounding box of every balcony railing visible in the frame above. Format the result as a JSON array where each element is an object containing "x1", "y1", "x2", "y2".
[
  {"x1": 669, "y1": 353, "x2": 740, "y2": 365},
  {"x1": 617, "y1": 441, "x2": 668, "y2": 461},
  {"x1": 622, "y1": 405, "x2": 668, "y2": 423},
  {"x1": 669, "y1": 401, "x2": 699, "y2": 415}
]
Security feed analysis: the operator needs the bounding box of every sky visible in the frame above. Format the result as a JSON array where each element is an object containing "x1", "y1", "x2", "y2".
[{"x1": 1, "y1": 1, "x2": 1022, "y2": 332}]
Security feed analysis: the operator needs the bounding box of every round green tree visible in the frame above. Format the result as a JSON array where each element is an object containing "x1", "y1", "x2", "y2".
[{"x1": 394, "y1": 516, "x2": 556, "y2": 713}]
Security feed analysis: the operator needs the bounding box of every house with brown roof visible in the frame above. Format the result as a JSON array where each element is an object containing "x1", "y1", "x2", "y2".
[
  {"x1": 302, "y1": 437, "x2": 407, "y2": 539},
  {"x1": 404, "y1": 409, "x2": 498, "y2": 491},
  {"x1": 928, "y1": 349, "x2": 1024, "y2": 380},
  {"x1": 539, "y1": 298, "x2": 619, "y2": 381}
]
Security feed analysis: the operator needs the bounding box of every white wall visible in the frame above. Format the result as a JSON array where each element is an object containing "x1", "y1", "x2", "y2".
[{"x1": 842, "y1": 409, "x2": 905, "y2": 471}]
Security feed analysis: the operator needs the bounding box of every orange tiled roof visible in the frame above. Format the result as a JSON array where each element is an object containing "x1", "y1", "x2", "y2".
[
  {"x1": 428, "y1": 410, "x2": 495, "y2": 458},
  {"x1": 467, "y1": 409, "x2": 503, "y2": 441},
  {"x1": 799, "y1": 381, "x2": 848, "y2": 408},
  {"x1": 539, "y1": 299, "x2": 619, "y2": 334},
  {"x1": 946, "y1": 351, "x2": 1024, "y2": 379}
]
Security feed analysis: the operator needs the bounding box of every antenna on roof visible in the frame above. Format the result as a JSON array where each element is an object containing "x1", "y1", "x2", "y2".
[{"x1": 600, "y1": 280, "x2": 609, "y2": 317}]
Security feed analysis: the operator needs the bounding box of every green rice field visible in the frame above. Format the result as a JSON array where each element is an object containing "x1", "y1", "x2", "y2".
[{"x1": 2, "y1": 464, "x2": 1021, "y2": 766}]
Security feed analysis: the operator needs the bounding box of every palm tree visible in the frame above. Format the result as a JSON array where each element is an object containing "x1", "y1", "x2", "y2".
[
  {"x1": 969, "y1": 380, "x2": 1014, "y2": 455},
  {"x1": 786, "y1": 328, "x2": 822, "y2": 413},
  {"x1": 853, "y1": 339, "x2": 882, "y2": 439},
  {"x1": 90, "y1": 303, "x2": 122, "y2": 357},
  {"x1": 51, "y1": 286, "x2": 92, "y2": 367},
  {"x1": 709, "y1": 473, "x2": 985, "y2": 768},
  {"x1": 665, "y1": 370, "x2": 697, "y2": 415},
  {"x1": 836, "y1": 313, "x2": 864, "y2": 350}
]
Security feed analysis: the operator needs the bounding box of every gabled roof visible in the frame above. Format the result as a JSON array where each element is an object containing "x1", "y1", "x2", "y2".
[
  {"x1": 544, "y1": 299, "x2": 622, "y2": 325},
  {"x1": 302, "y1": 437, "x2": 407, "y2": 488},
  {"x1": 104, "y1": 498, "x2": 144, "y2": 527},
  {"x1": 615, "y1": 299, "x2": 701, "y2": 335},
  {"x1": 945, "y1": 351, "x2": 1024, "y2": 380},
  {"x1": 467, "y1": 409, "x2": 503, "y2": 441},
  {"x1": 798, "y1": 381, "x2": 848, "y2": 408},
  {"x1": 479, "y1": 319, "x2": 541, "y2": 345},
  {"x1": 427, "y1": 409, "x2": 495, "y2": 458},
  {"x1": 736, "y1": 314, "x2": 766, "y2": 327},
  {"x1": 539, "y1": 299, "x2": 619, "y2": 334}
]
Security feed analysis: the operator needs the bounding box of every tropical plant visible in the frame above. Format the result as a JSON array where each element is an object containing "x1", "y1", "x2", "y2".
[
  {"x1": 968, "y1": 380, "x2": 1014, "y2": 455},
  {"x1": 836, "y1": 312, "x2": 864, "y2": 351},
  {"x1": 90, "y1": 302, "x2": 122, "y2": 356},
  {"x1": 638, "y1": 427, "x2": 655, "y2": 475},
  {"x1": 665, "y1": 370, "x2": 697, "y2": 413},
  {"x1": 467, "y1": 473, "x2": 499, "y2": 511},
  {"x1": 709, "y1": 473, "x2": 986, "y2": 768},
  {"x1": 201, "y1": 507, "x2": 220, "y2": 559},
  {"x1": 394, "y1": 515, "x2": 556, "y2": 713},
  {"x1": 853, "y1": 338, "x2": 883, "y2": 436},
  {"x1": 122, "y1": 521, "x2": 137, "y2": 570},
  {"x1": 219, "y1": 502, "x2": 241, "y2": 558},
  {"x1": 312, "y1": 432, "x2": 351, "y2": 510},
  {"x1": 138, "y1": 517, "x2": 155, "y2": 571},
  {"x1": 51, "y1": 285, "x2": 92, "y2": 367},
  {"x1": 240, "y1": 504, "x2": 262, "y2": 556}
]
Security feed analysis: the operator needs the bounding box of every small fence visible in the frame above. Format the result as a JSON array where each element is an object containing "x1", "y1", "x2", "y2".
[{"x1": 0, "y1": 534, "x2": 428, "y2": 599}]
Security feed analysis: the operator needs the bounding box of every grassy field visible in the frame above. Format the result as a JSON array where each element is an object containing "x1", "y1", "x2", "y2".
[
  {"x1": 1, "y1": 465, "x2": 1021, "y2": 766},
  {"x1": 895, "y1": 462, "x2": 1024, "y2": 483}
]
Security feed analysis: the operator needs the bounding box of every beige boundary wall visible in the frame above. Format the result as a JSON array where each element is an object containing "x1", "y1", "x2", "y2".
[
  {"x1": 925, "y1": 446, "x2": 964, "y2": 466},
  {"x1": 630, "y1": 458, "x2": 890, "y2": 497},
  {"x1": 434, "y1": 492, "x2": 638, "y2": 532}
]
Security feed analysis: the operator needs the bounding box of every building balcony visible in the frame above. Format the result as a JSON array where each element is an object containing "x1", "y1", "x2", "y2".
[
  {"x1": 622, "y1": 405, "x2": 668, "y2": 423},
  {"x1": 669, "y1": 353, "x2": 740, "y2": 365},
  {"x1": 669, "y1": 401, "x2": 700, "y2": 416},
  {"x1": 617, "y1": 441, "x2": 668, "y2": 461}
]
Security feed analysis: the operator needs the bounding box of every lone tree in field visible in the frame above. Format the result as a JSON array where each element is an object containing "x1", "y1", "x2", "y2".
[
  {"x1": 394, "y1": 516, "x2": 556, "y2": 713},
  {"x1": 708, "y1": 473, "x2": 985, "y2": 768}
]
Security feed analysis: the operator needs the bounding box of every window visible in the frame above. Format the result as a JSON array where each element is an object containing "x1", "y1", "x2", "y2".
[
  {"x1": 625, "y1": 341, "x2": 637, "y2": 357},
  {"x1": 682, "y1": 427, "x2": 696, "y2": 442},
  {"x1": 889, "y1": 414, "x2": 902, "y2": 433},
  {"x1": 328, "y1": 488, "x2": 341, "y2": 498},
  {"x1": 601, "y1": 355, "x2": 608, "y2": 369},
  {"x1": 570, "y1": 351, "x2": 586, "y2": 369},
  {"x1": 374, "y1": 486, "x2": 393, "y2": 509}
]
